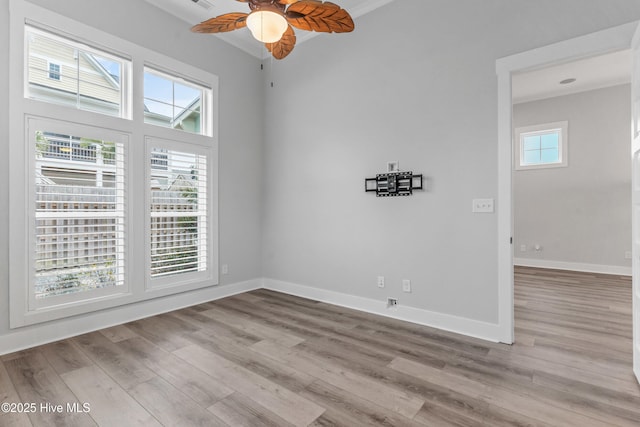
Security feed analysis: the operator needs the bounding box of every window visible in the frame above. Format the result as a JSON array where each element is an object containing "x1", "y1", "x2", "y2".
[
  {"x1": 10, "y1": 6, "x2": 218, "y2": 327},
  {"x1": 32, "y1": 119, "x2": 127, "y2": 308},
  {"x1": 144, "y1": 67, "x2": 209, "y2": 135},
  {"x1": 26, "y1": 25, "x2": 128, "y2": 118},
  {"x1": 148, "y1": 143, "x2": 209, "y2": 286},
  {"x1": 48, "y1": 62, "x2": 60, "y2": 80},
  {"x1": 514, "y1": 121, "x2": 568, "y2": 170}
]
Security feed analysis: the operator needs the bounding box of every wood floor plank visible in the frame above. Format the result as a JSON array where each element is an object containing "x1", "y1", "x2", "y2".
[
  {"x1": 389, "y1": 356, "x2": 618, "y2": 427},
  {"x1": 0, "y1": 266, "x2": 637, "y2": 426},
  {"x1": 0, "y1": 360, "x2": 34, "y2": 427},
  {"x1": 124, "y1": 316, "x2": 194, "y2": 352},
  {"x1": 3, "y1": 352, "x2": 96, "y2": 427},
  {"x1": 173, "y1": 344, "x2": 325, "y2": 427},
  {"x1": 99, "y1": 324, "x2": 138, "y2": 343},
  {"x1": 200, "y1": 307, "x2": 306, "y2": 348},
  {"x1": 38, "y1": 340, "x2": 94, "y2": 376},
  {"x1": 185, "y1": 330, "x2": 316, "y2": 393},
  {"x1": 128, "y1": 376, "x2": 227, "y2": 427},
  {"x1": 208, "y1": 392, "x2": 294, "y2": 427},
  {"x1": 60, "y1": 365, "x2": 160, "y2": 427},
  {"x1": 251, "y1": 340, "x2": 425, "y2": 419},
  {"x1": 300, "y1": 379, "x2": 424, "y2": 427},
  {"x1": 72, "y1": 332, "x2": 156, "y2": 390},
  {"x1": 118, "y1": 336, "x2": 234, "y2": 407}
]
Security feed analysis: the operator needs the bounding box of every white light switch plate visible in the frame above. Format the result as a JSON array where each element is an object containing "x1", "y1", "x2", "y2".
[{"x1": 472, "y1": 198, "x2": 494, "y2": 213}]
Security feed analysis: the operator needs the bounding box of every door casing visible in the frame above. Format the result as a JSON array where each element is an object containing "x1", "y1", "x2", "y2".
[{"x1": 495, "y1": 22, "x2": 639, "y2": 352}]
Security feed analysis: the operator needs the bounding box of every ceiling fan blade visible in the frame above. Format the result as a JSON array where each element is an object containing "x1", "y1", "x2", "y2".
[
  {"x1": 266, "y1": 25, "x2": 296, "y2": 59},
  {"x1": 286, "y1": 1, "x2": 354, "y2": 33},
  {"x1": 191, "y1": 12, "x2": 249, "y2": 33}
]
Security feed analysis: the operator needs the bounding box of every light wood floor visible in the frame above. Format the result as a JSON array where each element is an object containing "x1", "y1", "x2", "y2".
[{"x1": 1, "y1": 267, "x2": 639, "y2": 426}]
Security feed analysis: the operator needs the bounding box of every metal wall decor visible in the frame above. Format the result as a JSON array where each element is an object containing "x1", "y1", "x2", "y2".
[{"x1": 365, "y1": 171, "x2": 423, "y2": 197}]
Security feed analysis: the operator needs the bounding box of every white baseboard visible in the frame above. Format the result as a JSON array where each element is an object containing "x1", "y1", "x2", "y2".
[
  {"x1": 514, "y1": 258, "x2": 631, "y2": 276},
  {"x1": 263, "y1": 278, "x2": 503, "y2": 343},
  {"x1": 0, "y1": 279, "x2": 262, "y2": 356}
]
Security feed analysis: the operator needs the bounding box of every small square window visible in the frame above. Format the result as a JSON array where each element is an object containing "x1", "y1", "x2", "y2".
[
  {"x1": 48, "y1": 62, "x2": 60, "y2": 80},
  {"x1": 514, "y1": 121, "x2": 568, "y2": 170}
]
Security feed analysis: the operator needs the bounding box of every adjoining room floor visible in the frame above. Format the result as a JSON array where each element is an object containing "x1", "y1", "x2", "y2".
[{"x1": 1, "y1": 267, "x2": 639, "y2": 426}]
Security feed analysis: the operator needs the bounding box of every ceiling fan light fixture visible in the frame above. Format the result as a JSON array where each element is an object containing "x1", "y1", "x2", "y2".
[{"x1": 246, "y1": 10, "x2": 288, "y2": 43}]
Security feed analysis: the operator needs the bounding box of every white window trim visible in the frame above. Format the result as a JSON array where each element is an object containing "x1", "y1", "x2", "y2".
[
  {"x1": 28, "y1": 117, "x2": 130, "y2": 310},
  {"x1": 145, "y1": 137, "x2": 213, "y2": 291},
  {"x1": 27, "y1": 24, "x2": 132, "y2": 120},
  {"x1": 143, "y1": 66, "x2": 213, "y2": 137},
  {"x1": 9, "y1": 0, "x2": 219, "y2": 328},
  {"x1": 514, "y1": 121, "x2": 568, "y2": 170}
]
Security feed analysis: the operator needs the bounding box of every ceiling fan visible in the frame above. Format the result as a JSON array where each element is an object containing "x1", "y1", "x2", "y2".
[{"x1": 191, "y1": 0, "x2": 355, "y2": 59}]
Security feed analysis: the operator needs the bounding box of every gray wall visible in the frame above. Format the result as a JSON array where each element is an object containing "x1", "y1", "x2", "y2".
[
  {"x1": 3, "y1": 0, "x2": 640, "y2": 347},
  {"x1": 513, "y1": 85, "x2": 631, "y2": 268},
  {"x1": 0, "y1": 0, "x2": 264, "y2": 344},
  {"x1": 261, "y1": 0, "x2": 640, "y2": 324}
]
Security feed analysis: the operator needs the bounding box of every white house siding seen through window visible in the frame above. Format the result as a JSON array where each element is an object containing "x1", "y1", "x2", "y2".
[
  {"x1": 144, "y1": 68, "x2": 204, "y2": 134},
  {"x1": 150, "y1": 147, "x2": 207, "y2": 278},
  {"x1": 27, "y1": 26, "x2": 125, "y2": 118},
  {"x1": 35, "y1": 129, "x2": 126, "y2": 299}
]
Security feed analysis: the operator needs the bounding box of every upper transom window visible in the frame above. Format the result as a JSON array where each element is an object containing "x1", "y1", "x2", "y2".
[
  {"x1": 26, "y1": 26, "x2": 129, "y2": 118},
  {"x1": 144, "y1": 67, "x2": 210, "y2": 136}
]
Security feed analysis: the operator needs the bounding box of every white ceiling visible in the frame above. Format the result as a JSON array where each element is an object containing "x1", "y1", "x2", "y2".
[
  {"x1": 144, "y1": 0, "x2": 394, "y2": 59},
  {"x1": 512, "y1": 49, "x2": 631, "y2": 104}
]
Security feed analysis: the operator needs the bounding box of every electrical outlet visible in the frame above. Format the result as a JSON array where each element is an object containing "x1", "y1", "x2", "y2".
[
  {"x1": 387, "y1": 298, "x2": 398, "y2": 308},
  {"x1": 402, "y1": 279, "x2": 411, "y2": 293},
  {"x1": 377, "y1": 276, "x2": 385, "y2": 288},
  {"x1": 472, "y1": 198, "x2": 494, "y2": 213},
  {"x1": 221, "y1": 264, "x2": 229, "y2": 275},
  {"x1": 625, "y1": 251, "x2": 632, "y2": 260},
  {"x1": 520, "y1": 244, "x2": 527, "y2": 252}
]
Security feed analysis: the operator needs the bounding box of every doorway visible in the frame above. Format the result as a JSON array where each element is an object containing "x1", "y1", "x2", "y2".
[{"x1": 496, "y1": 21, "x2": 638, "y2": 345}]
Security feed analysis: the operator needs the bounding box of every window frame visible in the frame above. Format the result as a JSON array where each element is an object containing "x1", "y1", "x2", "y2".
[
  {"x1": 28, "y1": 117, "x2": 130, "y2": 310},
  {"x1": 9, "y1": 1, "x2": 219, "y2": 328},
  {"x1": 145, "y1": 138, "x2": 213, "y2": 290},
  {"x1": 514, "y1": 121, "x2": 568, "y2": 171},
  {"x1": 47, "y1": 61, "x2": 60, "y2": 80},
  {"x1": 143, "y1": 66, "x2": 212, "y2": 137},
  {"x1": 25, "y1": 24, "x2": 132, "y2": 120}
]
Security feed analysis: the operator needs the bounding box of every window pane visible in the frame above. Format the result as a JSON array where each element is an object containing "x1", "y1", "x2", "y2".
[
  {"x1": 26, "y1": 27, "x2": 125, "y2": 118},
  {"x1": 144, "y1": 72, "x2": 173, "y2": 108},
  {"x1": 174, "y1": 83, "x2": 200, "y2": 110},
  {"x1": 150, "y1": 147, "x2": 207, "y2": 278},
  {"x1": 523, "y1": 135, "x2": 540, "y2": 151},
  {"x1": 540, "y1": 132, "x2": 559, "y2": 149},
  {"x1": 541, "y1": 148, "x2": 559, "y2": 163},
  {"x1": 144, "y1": 68, "x2": 205, "y2": 135},
  {"x1": 523, "y1": 150, "x2": 541, "y2": 165},
  {"x1": 35, "y1": 130, "x2": 126, "y2": 299},
  {"x1": 144, "y1": 99, "x2": 173, "y2": 128}
]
